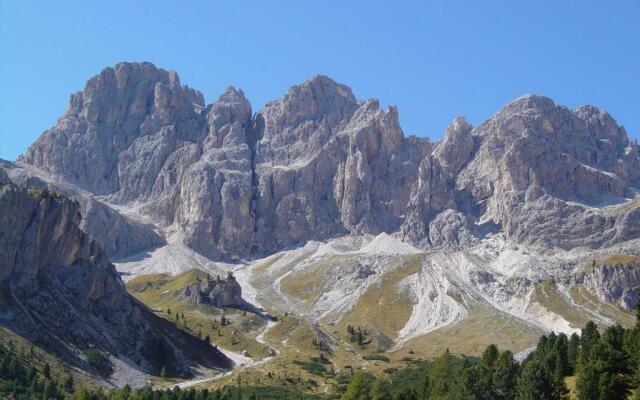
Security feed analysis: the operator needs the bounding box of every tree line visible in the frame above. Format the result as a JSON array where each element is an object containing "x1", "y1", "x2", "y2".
[
  {"x1": 4, "y1": 303, "x2": 640, "y2": 399},
  {"x1": 341, "y1": 304, "x2": 640, "y2": 400}
]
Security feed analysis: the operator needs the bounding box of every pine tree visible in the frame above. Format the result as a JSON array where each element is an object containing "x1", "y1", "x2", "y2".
[
  {"x1": 576, "y1": 363, "x2": 599, "y2": 400},
  {"x1": 602, "y1": 324, "x2": 629, "y2": 375},
  {"x1": 63, "y1": 374, "x2": 74, "y2": 392},
  {"x1": 493, "y1": 350, "x2": 518, "y2": 400},
  {"x1": 357, "y1": 331, "x2": 364, "y2": 346},
  {"x1": 429, "y1": 350, "x2": 455, "y2": 399},
  {"x1": 29, "y1": 376, "x2": 39, "y2": 397},
  {"x1": 597, "y1": 372, "x2": 630, "y2": 400},
  {"x1": 453, "y1": 365, "x2": 491, "y2": 400},
  {"x1": 482, "y1": 344, "x2": 499, "y2": 366},
  {"x1": 553, "y1": 333, "x2": 570, "y2": 376},
  {"x1": 580, "y1": 321, "x2": 600, "y2": 362},
  {"x1": 551, "y1": 356, "x2": 570, "y2": 400},
  {"x1": 42, "y1": 362, "x2": 51, "y2": 379},
  {"x1": 366, "y1": 377, "x2": 390, "y2": 400},
  {"x1": 342, "y1": 371, "x2": 373, "y2": 400},
  {"x1": 43, "y1": 380, "x2": 57, "y2": 399},
  {"x1": 568, "y1": 333, "x2": 580, "y2": 374},
  {"x1": 517, "y1": 358, "x2": 553, "y2": 400}
]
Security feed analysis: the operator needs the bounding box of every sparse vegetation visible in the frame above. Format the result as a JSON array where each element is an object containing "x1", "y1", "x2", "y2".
[
  {"x1": 6, "y1": 311, "x2": 640, "y2": 399},
  {"x1": 27, "y1": 188, "x2": 62, "y2": 200},
  {"x1": 84, "y1": 346, "x2": 105, "y2": 371},
  {"x1": 362, "y1": 354, "x2": 389, "y2": 362},
  {"x1": 293, "y1": 358, "x2": 330, "y2": 376},
  {"x1": 126, "y1": 269, "x2": 271, "y2": 360}
]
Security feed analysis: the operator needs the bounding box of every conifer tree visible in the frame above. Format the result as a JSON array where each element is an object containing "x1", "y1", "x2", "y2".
[
  {"x1": 429, "y1": 350, "x2": 455, "y2": 399},
  {"x1": 342, "y1": 371, "x2": 373, "y2": 400},
  {"x1": 42, "y1": 363, "x2": 51, "y2": 379},
  {"x1": 568, "y1": 333, "x2": 580, "y2": 374},
  {"x1": 492, "y1": 350, "x2": 518, "y2": 400}
]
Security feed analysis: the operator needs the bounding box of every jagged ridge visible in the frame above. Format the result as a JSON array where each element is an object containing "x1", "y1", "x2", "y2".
[{"x1": 19, "y1": 62, "x2": 640, "y2": 261}]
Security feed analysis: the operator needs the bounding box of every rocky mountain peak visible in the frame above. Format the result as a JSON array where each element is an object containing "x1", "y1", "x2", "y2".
[
  {"x1": 290, "y1": 74, "x2": 358, "y2": 112},
  {"x1": 204, "y1": 86, "x2": 252, "y2": 149},
  {"x1": 433, "y1": 116, "x2": 474, "y2": 175},
  {"x1": 21, "y1": 62, "x2": 205, "y2": 195},
  {"x1": 18, "y1": 63, "x2": 640, "y2": 260},
  {"x1": 497, "y1": 93, "x2": 557, "y2": 116},
  {"x1": 259, "y1": 74, "x2": 359, "y2": 134}
]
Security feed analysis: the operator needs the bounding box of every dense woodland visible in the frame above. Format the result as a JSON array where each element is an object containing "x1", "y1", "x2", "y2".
[{"x1": 3, "y1": 303, "x2": 640, "y2": 399}]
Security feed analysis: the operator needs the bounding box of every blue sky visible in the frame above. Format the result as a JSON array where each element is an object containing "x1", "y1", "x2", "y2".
[{"x1": 1, "y1": 1, "x2": 638, "y2": 161}]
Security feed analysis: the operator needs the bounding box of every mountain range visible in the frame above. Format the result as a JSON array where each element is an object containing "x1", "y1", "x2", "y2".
[{"x1": 1, "y1": 61, "x2": 639, "y2": 389}]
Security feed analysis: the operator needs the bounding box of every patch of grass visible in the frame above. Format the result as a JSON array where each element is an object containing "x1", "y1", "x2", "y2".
[
  {"x1": 601, "y1": 254, "x2": 640, "y2": 266},
  {"x1": 569, "y1": 286, "x2": 635, "y2": 328},
  {"x1": 363, "y1": 354, "x2": 390, "y2": 362},
  {"x1": 529, "y1": 280, "x2": 590, "y2": 329},
  {"x1": 280, "y1": 258, "x2": 337, "y2": 305},
  {"x1": 582, "y1": 254, "x2": 640, "y2": 272},
  {"x1": 392, "y1": 306, "x2": 543, "y2": 360},
  {"x1": 253, "y1": 254, "x2": 285, "y2": 274},
  {"x1": 126, "y1": 269, "x2": 271, "y2": 359},
  {"x1": 292, "y1": 359, "x2": 328, "y2": 376},
  {"x1": 619, "y1": 195, "x2": 640, "y2": 213},
  {"x1": 26, "y1": 188, "x2": 63, "y2": 199},
  {"x1": 565, "y1": 375, "x2": 577, "y2": 399},
  {"x1": 383, "y1": 367, "x2": 398, "y2": 374},
  {"x1": 126, "y1": 273, "x2": 171, "y2": 292},
  {"x1": 265, "y1": 316, "x2": 319, "y2": 354},
  {"x1": 339, "y1": 254, "x2": 422, "y2": 341}
]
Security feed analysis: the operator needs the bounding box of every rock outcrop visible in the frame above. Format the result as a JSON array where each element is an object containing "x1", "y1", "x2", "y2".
[
  {"x1": 0, "y1": 171, "x2": 231, "y2": 376},
  {"x1": 178, "y1": 272, "x2": 243, "y2": 307},
  {"x1": 1, "y1": 160, "x2": 164, "y2": 259},
  {"x1": 20, "y1": 62, "x2": 640, "y2": 259},
  {"x1": 579, "y1": 256, "x2": 640, "y2": 310}
]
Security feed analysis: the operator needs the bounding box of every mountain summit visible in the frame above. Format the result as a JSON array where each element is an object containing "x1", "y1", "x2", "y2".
[
  {"x1": 20, "y1": 62, "x2": 640, "y2": 261},
  {"x1": 3, "y1": 64, "x2": 640, "y2": 383}
]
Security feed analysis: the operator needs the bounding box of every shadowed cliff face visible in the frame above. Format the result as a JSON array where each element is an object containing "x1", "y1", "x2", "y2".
[
  {"x1": 0, "y1": 171, "x2": 232, "y2": 376},
  {"x1": 20, "y1": 62, "x2": 640, "y2": 259}
]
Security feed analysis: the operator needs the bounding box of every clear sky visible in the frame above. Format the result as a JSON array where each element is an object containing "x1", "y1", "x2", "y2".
[{"x1": 1, "y1": 1, "x2": 639, "y2": 161}]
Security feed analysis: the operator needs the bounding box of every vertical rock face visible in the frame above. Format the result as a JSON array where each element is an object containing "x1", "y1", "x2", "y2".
[
  {"x1": 255, "y1": 75, "x2": 360, "y2": 165},
  {"x1": 251, "y1": 83, "x2": 429, "y2": 254},
  {"x1": 173, "y1": 87, "x2": 255, "y2": 258},
  {"x1": 20, "y1": 62, "x2": 640, "y2": 259},
  {"x1": 1, "y1": 161, "x2": 165, "y2": 259},
  {"x1": 22, "y1": 65, "x2": 431, "y2": 259},
  {"x1": 580, "y1": 258, "x2": 640, "y2": 310},
  {"x1": 22, "y1": 62, "x2": 205, "y2": 196},
  {"x1": 0, "y1": 172, "x2": 232, "y2": 374},
  {"x1": 401, "y1": 95, "x2": 640, "y2": 250}
]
